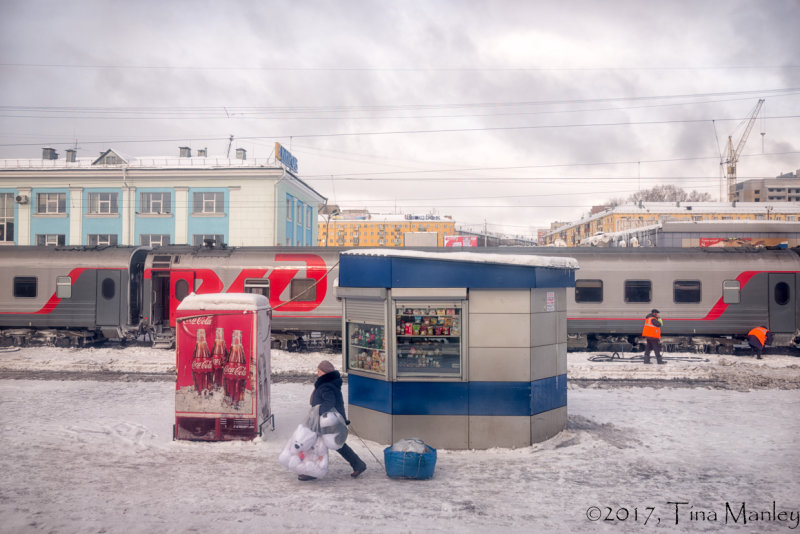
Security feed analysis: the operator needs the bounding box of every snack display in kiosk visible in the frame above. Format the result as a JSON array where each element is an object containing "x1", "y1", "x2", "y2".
[
  {"x1": 395, "y1": 306, "x2": 462, "y2": 376},
  {"x1": 346, "y1": 322, "x2": 386, "y2": 374}
]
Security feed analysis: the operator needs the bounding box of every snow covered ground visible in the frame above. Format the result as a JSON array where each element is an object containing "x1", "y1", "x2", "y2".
[{"x1": 1, "y1": 345, "x2": 799, "y2": 533}]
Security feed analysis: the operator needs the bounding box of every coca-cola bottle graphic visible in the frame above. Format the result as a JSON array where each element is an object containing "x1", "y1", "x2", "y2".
[
  {"x1": 190, "y1": 328, "x2": 213, "y2": 395},
  {"x1": 223, "y1": 330, "x2": 248, "y2": 409},
  {"x1": 211, "y1": 327, "x2": 228, "y2": 390}
]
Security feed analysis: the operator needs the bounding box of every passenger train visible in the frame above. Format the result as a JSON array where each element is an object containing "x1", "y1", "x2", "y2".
[{"x1": 0, "y1": 244, "x2": 797, "y2": 353}]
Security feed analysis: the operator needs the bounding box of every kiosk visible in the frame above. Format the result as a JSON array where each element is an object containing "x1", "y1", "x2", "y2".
[
  {"x1": 337, "y1": 249, "x2": 578, "y2": 450},
  {"x1": 174, "y1": 293, "x2": 272, "y2": 441}
]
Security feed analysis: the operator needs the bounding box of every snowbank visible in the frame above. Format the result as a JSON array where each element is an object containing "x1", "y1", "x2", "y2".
[{"x1": 2, "y1": 345, "x2": 797, "y2": 389}]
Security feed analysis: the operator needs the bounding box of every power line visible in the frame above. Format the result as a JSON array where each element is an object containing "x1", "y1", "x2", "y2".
[
  {"x1": 1, "y1": 115, "x2": 798, "y2": 148},
  {"x1": 3, "y1": 63, "x2": 800, "y2": 72}
]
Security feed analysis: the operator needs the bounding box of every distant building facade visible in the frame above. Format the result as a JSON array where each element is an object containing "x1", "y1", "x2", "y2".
[
  {"x1": 544, "y1": 201, "x2": 800, "y2": 247},
  {"x1": 578, "y1": 220, "x2": 800, "y2": 248},
  {"x1": 318, "y1": 213, "x2": 455, "y2": 247},
  {"x1": 736, "y1": 169, "x2": 800, "y2": 202},
  {"x1": 0, "y1": 147, "x2": 325, "y2": 247}
]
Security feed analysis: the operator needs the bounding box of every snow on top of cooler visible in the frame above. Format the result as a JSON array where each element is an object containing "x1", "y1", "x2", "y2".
[
  {"x1": 342, "y1": 248, "x2": 579, "y2": 270},
  {"x1": 177, "y1": 292, "x2": 270, "y2": 311}
]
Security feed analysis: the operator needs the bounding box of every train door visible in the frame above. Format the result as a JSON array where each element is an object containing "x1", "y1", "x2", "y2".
[
  {"x1": 96, "y1": 270, "x2": 121, "y2": 326},
  {"x1": 169, "y1": 270, "x2": 195, "y2": 327},
  {"x1": 768, "y1": 273, "x2": 796, "y2": 332}
]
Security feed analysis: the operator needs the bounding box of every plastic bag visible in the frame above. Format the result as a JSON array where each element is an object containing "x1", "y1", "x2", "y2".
[
  {"x1": 278, "y1": 424, "x2": 329, "y2": 478},
  {"x1": 304, "y1": 404, "x2": 322, "y2": 435},
  {"x1": 390, "y1": 438, "x2": 428, "y2": 453},
  {"x1": 319, "y1": 409, "x2": 348, "y2": 450}
]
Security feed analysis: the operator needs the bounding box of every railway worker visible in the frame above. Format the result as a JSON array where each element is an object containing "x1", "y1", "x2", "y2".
[
  {"x1": 297, "y1": 360, "x2": 367, "y2": 481},
  {"x1": 642, "y1": 309, "x2": 665, "y2": 365},
  {"x1": 746, "y1": 326, "x2": 772, "y2": 360}
]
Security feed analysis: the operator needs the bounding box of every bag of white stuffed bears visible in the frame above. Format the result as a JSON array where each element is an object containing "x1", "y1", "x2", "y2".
[
  {"x1": 278, "y1": 423, "x2": 329, "y2": 478},
  {"x1": 278, "y1": 405, "x2": 348, "y2": 478}
]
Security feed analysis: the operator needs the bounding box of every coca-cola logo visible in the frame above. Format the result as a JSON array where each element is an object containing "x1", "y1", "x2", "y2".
[
  {"x1": 182, "y1": 316, "x2": 213, "y2": 326},
  {"x1": 223, "y1": 365, "x2": 248, "y2": 378},
  {"x1": 192, "y1": 360, "x2": 213, "y2": 371}
]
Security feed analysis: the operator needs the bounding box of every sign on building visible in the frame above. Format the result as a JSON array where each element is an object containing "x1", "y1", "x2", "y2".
[{"x1": 275, "y1": 142, "x2": 298, "y2": 173}]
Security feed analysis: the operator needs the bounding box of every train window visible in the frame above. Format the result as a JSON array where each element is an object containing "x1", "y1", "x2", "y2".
[
  {"x1": 575, "y1": 279, "x2": 603, "y2": 302},
  {"x1": 775, "y1": 282, "x2": 790, "y2": 306},
  {"x1": 624, "y1": 280, "x2": 651, "y2": 303},
  {"x1": 290, "y1": 278, "x2": 316, "y2": 302},
  {"x1": 13, "y1": 277, "x2": 37, "y2": 298},
  {"x1": 101, "y1": 278, "x2": 116, "y2": 300},
  {"x1": 244, "y1": 278, "x2": 270, "y2": 298},
  {"x1": 674, "y1": 280, "x2": 701, "y2": 303},
  {"x1": 723, "y1": 280, "x2": 740, "y2": 304},
  {"x1": 174, "y1": 279, "x2": 190, "y2": 301},
  {"x1": 56, "y1": 276, "x2": 72, "y2": 298}
]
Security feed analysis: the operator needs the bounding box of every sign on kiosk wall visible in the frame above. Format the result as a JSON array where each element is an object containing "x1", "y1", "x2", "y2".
[{"x1": 174, "y1": 293, "x2": 272, "y2": 441}]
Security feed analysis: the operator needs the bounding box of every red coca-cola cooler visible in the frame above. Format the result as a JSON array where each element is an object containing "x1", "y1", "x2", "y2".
[{"x1": 174, "y1": 293, "x2": 272, "y2": 441}]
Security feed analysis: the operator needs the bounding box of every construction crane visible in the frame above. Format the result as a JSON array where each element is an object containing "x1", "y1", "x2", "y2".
[{"x1": 724, "y1": 98, "x2": 765, "y2": 202}]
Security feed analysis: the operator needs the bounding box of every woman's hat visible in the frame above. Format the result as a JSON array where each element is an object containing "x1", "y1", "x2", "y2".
[{"x1": 318, "y1": 360, "x2": 335, "y2": 373}]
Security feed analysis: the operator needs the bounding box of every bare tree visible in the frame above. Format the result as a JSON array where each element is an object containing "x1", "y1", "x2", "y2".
[{"x1": 627, "y1": 185, "x2": 711, "y2": 203}]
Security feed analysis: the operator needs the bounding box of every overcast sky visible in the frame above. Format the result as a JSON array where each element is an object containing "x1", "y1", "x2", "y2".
[{"x1": 1, "y1": 0, "x2": 798, "y2": 235}]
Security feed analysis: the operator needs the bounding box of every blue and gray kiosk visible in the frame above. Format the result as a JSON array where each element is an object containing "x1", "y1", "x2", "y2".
[{"x1": 337, "y1": 249, "x2": 578, "y2": 450}]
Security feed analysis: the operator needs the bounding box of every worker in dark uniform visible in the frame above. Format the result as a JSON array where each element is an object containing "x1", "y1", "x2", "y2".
[
  {"x1": 642, "y1": 309, "x2": 664, "y2": 364},
  {"x1": 747, "y1": 326, "x2": 772, "y2": 359}
]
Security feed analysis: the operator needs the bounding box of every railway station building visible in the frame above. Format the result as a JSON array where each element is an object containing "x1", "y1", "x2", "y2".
[
  {"x1": 544, "y1": 201, "x2": 800, "y2": 247},
  {"x1": 0, "y1": 146, "x2": 325, "y2": 247}
]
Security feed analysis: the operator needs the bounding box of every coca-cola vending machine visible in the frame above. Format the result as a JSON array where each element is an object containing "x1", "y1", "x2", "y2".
[{"x1": 174, "y1": 293, "x2": 272, "y2": 441}]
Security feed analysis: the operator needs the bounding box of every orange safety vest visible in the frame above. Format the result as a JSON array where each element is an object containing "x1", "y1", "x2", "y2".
[
  {"x1": 642, "y1": 316, "x2": 661, "y2": 339},
  {"x1": 748, "y1": 327, "x2": 768, "y2": 346}
]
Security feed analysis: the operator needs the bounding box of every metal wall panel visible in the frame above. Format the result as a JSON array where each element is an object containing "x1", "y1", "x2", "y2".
[
  {"x1": 469, "y1": 347, "x2": 531, "y2": 382},
  {"x1": 469, "y1": 289, "x2": 530, "y2": 314},
  {"x1": 392, "y1": 414, "x2": 468, "y2": 450},
  {"x1": 469, "y1": 313, "x2": 531, "y2": 348},
  {"x1": 531, "y1": 406, "x2": 568, "y2": 443},
  {"x1": 469, "y1": 416, "x2": 531, "y2": 449},
  {"x1": 531, "y1": 344, "x2": 558, "y2": 381}
]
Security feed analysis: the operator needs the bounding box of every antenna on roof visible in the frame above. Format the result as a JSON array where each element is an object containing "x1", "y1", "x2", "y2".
[{"x1": 226, "y1": 135, "x2": 234, "y2": 158}]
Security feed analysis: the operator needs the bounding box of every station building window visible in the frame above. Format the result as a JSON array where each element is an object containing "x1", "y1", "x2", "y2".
[
  {"x1": 37, "y1": 193, "x2": 66, "y2": 214},
  {"x1": 36, "y1": 234, "x2": 65, "y2": 246},
  {"x1": 141, "y1": 234, "x2": 170, "y2": 247},
  {"x1": 0, "y1": 193, "x2": 14, "y2": 243},
  {"x1": 88, "y1": 192, "x2": 118, "y2": 215}
]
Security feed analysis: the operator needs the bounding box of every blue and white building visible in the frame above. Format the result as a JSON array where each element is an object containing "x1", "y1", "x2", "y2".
[{"x1": 0, "y1": 146, "x2": 325, "y2": 247}]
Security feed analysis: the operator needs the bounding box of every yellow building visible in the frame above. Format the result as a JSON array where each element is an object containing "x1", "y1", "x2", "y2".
[
  {"x1": 318, "y1": 214, "x2": 455, "y2": 247},
  {"x1": 544, "y1": 201, "x2": 800, "y2": 246}
]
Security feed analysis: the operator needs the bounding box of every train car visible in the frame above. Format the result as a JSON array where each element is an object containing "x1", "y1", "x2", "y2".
[
  {"x1": 487, "y1": 247, "x2": 800, "y2": 352},
  {"x1": 1, "y1": 245, "x2": 797, "y2": 353},
  {"x1": 0, "y1": 246, "x2": 149, "y2": 346},
  {"x1": 141, "y1": 244, "x2": 342, "y2": 349}
]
